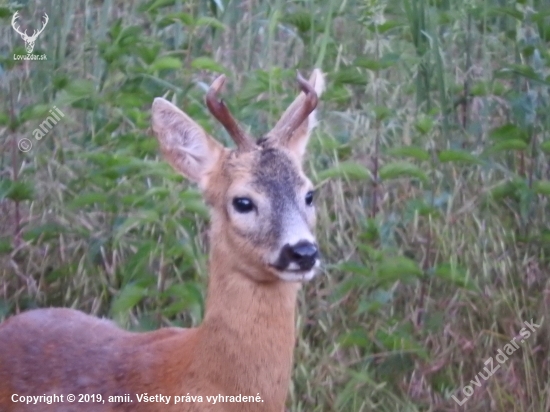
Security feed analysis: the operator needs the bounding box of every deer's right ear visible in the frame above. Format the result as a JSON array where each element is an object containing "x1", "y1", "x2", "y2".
[{"x1": 152, "y1": 98, "x2": 224, "y2": 184}]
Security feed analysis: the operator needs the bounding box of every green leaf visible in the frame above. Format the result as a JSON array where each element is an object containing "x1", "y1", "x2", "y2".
[
  {"x1": 0, "y1": 180, "x2": 11, "y2": 200},
  {"x1": 379, "y1": 162, "x2": 428, "y2": 183},
  {"x1": 490, "y1": 139, "x2": 528, "y2": 152},
  {"x1": 388, "y1": 146, "x2": 430, "y2": 161},
  {"x1": 495, "y1": 64, "x2": 549, "y2": 86},
  {"x1": 316, "y1": 161, "x2": 372, "y2": 181},
  {"x1": 181, "y1": 200, "x2": 209, "y2": 219},
  {"x1": 438, "y1": 149, "x2": 481, "y2": 164},
  {"x1": 335, "y1": 261, "x2": 372, "y2": 277},
  {"x1": 331, "y1": 69, "x2": 368, "y2": 86},
  {"x1": 488, "y1": 6, "x2": 523, "y2": 21},
  {"x1": 433, "y1": 264, "x2": 476, "y2": 290},
  {"x1": 65, "y1": 80, "x2": 96, "y2": 99},
  {"x1": 338, "y1": 329, "x2": 371, "y2": 349},
  {"x1": 354, "y1": 57, "x2": 394, "y2": 71},
  {"x1": 22, "y1": 223, "x2": 67, "y2": 242},
  {"x1": 141, "y1": 0, "x2": 176, "y2": 13},
  {"x1": 0, "y1": 238, "x2": 11, "y2": 254},
  {"x1": 25, "y1": 104, "x2": 53, "y2": 120},
  {"x1": 281, "y1": 11, "x2": 315, "y2": 33},
  {"x1": 0, "y1": 180, "x2": 34, "y2": 202},
  {"x1": 376, "y1": 256, "x2": 422, "y2": 283},
  {"x1": 191, "y1": 57, "x2": 227, "y2": 73},
  {"x1": 540, "y1": 141, "x2": 550, "y2": 153},
  {"x1": 415, "y1": 116, "x2": 434, "y2": 134},
  {"x1": 237, "y1": 78, "x2": 269, "y2": 104},
  {"x1": 330, "y1": 269, "x2": 372, "y2": 301},
  {"x1": 196, "y1": 17, "x2": 225, "y2": 30},
  {"x1": 356, "y1": 289, "x2": 393, "y2": 315},
  {"x1": 470, "y1": 81, "x2": 490, "y2": 96},
  {"x1": 68, "y1": 192, "x2": 110, "y2": 209},
  {"x1": 378, "y1": 20, "x2": 402, "y2": 33},
  {"x1": 375, "y1": 328, "x2": 425, "y2": 354},
  {"x1": 0, "y1": 7, "x2": 12, "y2": 18},
  {"x1": 489, "y1": 124, "x2": 528, "y2": 141},
  {"x1": 0, "y1": 111, "x2": 9, "y2": 126},
  {"x1": 322, "y1": 85, "x2": 351, "y2": 104},
  {"x1": 110, "y1": 284, "x2": 147, "y2": 316},
  {"x1": 114, "y1": 210, "x2": 160, "y2": 242},
  {"x1": 404, "y1": 199, "x2": 440, "y2": 218},
  {"x1": 372, "y1": 106, "x2": 393, "y2": 121},
  {"x1": 534, "y1": 181, "x2": 550, "y2": 197},
  {"x1": 150, "y1": 56, "x2": 182, "y2": 72},
  {"x1": 158, "y1": 12, "x2": 194, "y2": 27},
  {"x1": 488, "y1": 180, "x2": 524, "y2": 201},
  {"x1": 161, "y1": 283, "x2": 203, "y2": 318},
  {"x1": 116, "y1": 26, "x2": 142, "y2": 45}
]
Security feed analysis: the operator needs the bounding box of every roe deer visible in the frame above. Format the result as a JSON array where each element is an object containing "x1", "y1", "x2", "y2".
[{"x1": 0, "y1": 69, "x2": 325, "y2": 412}]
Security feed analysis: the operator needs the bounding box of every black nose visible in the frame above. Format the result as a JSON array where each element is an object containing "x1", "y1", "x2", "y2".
[{"x1": 287, "y1": 241, "x2": 318, "y2": 271}]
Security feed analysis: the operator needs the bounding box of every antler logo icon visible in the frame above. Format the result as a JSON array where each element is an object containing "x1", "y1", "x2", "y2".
[{"x1": 11, "y1": 11, "x2": 49, "y2": 54}]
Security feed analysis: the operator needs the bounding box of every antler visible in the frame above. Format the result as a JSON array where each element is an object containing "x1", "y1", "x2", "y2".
[
  {"x1": 205, "y1": 75, "x2": 255, "y2": 151},
  {"x1": 266, "y1": 71, "x2": 319, "y2": 143},
  {"x1": 27, "y1": 13, "x2": 49, "y2": 41},
  {"x1": 11, "y1": 12, "x2": 27, "y2": 38}
]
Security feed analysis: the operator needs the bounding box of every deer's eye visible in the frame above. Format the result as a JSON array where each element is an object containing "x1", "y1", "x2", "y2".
[
  {"x1": 305, "y1": 191, "x2": 315, "y2": 206},
  {"x1": 233, "y1": 197, "x2": 255, "y2": 213}
]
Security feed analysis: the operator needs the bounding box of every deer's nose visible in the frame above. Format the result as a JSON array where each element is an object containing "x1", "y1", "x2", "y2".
[{"x1": 285, "y1": 241, "x2": 318, "y2": 271}]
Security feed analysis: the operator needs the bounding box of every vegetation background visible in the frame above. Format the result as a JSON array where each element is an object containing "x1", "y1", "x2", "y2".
[{"x1": 1, "y1": 0, "x2": 550, "y2": 410}]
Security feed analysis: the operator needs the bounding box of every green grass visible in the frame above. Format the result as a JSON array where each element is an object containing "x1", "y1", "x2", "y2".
[{"x1": 1, "y1": 0, "x2": 550, "y2": 410}]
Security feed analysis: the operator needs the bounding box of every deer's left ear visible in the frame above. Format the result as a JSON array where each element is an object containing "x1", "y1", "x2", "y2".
[
  {"x1": 151, "y1": 98, "x2": 224, "y2": 185},
  {"x1": 266, "y1": 69, "x2": 326, "y2": 160}
]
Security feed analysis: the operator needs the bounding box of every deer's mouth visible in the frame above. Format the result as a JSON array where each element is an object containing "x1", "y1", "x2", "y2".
[
  {"x1": 275, "y1": 267, "x2": 319, "y2": 282},
  {"x1": 269, "y1": 257, "x2": 320, "y2": 283}
]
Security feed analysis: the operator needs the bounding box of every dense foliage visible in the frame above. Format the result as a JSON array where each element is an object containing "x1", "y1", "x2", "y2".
[{"x1": 1, "y1": 0, "x2": 549, "y2": 410}]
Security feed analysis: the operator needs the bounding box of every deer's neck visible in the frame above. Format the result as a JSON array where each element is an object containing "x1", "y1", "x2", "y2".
[{"x1": 193, "y1": 242, "x2": 299, "y2": 408}]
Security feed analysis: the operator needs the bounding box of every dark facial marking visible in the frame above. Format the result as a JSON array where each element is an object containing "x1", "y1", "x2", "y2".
[
  {"x1": 256, "y1": 136, "x2": 268, "y2": 147},
  {"x1": 251, "y1": 148, "x2": 304, "y2": 247}
]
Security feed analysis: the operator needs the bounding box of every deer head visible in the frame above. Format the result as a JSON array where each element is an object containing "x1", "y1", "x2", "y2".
[
  {"x1": 151, "y1": 70, "x2": 325, "y2": 283},
  {"x1": 12, "y1": 11, "x2": 49, "y2": 54}
]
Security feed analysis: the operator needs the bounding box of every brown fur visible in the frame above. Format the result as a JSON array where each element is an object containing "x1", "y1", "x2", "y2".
[{"x1": 0, "y1": 70, "x2": 325, "y2": 412}]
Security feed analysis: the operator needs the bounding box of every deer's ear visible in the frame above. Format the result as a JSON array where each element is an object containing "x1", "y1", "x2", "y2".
[{"x1": 151, "y1": 98, "x2": 224, "y2": 184}]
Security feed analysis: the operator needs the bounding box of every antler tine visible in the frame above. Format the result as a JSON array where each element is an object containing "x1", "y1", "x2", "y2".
[
  {"x1": 294, "y1": 70, "x2": 319, "y2": 124},
  {"x1": 205, "y1": 75, "x2": 255, "y2": 151},
  {"x1": 296, "y1": 71, "x2": 319, "y2": 104},
  {"x1": 11, "y1": 12, "x2": 27, "y2": 37},
  {"x1": 268, "y1": 71, "x2": 319, "y2": 142},
  {"x1": 28, "y1": 13, "x2": 49, "y2": 40}
]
